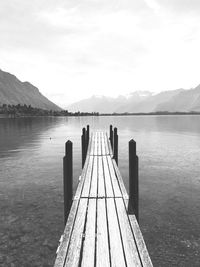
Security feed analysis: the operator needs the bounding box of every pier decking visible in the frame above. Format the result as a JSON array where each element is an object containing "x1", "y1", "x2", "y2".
[{"x1": 54, "y1": 129, "x2": 152, "y2": 267}]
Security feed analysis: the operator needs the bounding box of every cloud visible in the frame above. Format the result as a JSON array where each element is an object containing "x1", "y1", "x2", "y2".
[
  {"x1": 0, "y1": 0, "x2": 200, "y2": 107},
  {"x1": 159, "y1": 0, "x2": 200, "y2": 14}
]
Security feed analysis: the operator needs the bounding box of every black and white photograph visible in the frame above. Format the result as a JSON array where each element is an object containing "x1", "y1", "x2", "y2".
[{"x1": 0, "y1": 1, "x2": 200, "y2": 266}]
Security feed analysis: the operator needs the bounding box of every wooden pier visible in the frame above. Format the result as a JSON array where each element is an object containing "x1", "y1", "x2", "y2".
[{"x1": 54, "y1": 126, "x2": 153, "y2": 267}]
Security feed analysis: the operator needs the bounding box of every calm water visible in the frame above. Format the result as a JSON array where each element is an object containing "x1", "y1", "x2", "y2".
[{"x1": 0, "y1": 116, "x2": 200, "y2": 266}]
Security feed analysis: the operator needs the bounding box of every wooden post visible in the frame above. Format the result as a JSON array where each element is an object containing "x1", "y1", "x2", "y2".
[
  {"x1": 86, "y1": 125, "x2": 89, "y2": 151},
  {"x1": 128, "y1": 139, "x2": 139, "y2": 222},
  {"x1": 63, "y1": 140, "x2": 73, "y2": 225},
  {"x1": 82, "y1": 127, "x2": 86, "y2": 168},
  {"x1": 109, "y1": 125, "x2": 113, "y2": 150},
  {"x1": 113, "y1": 127, "x2": 118, "y2": 165}
]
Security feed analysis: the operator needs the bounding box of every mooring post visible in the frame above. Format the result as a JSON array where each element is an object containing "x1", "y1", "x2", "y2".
[
  {"x1": 128, "y1": 139, "x2": 139, "y2": 222},
  {"x1": 82, "y1": 127, "x2": 86, "y2": 168},
  {"x1": 109, "y1": 125, "x2": 113, "y2": 150},
  {"x1": 113, "y1": 127, "x2": 118, "y2": 165},
  {"x1": 86, "y1": 125, "x2": 89, "y2": 151},
  {"x1": 63, "y1": 140, "x2": 73, "y2": 225}
]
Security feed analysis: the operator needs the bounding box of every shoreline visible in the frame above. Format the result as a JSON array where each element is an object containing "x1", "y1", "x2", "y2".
[{"x1": 1, "y1": 112, "x2": 200, "y2": 118}]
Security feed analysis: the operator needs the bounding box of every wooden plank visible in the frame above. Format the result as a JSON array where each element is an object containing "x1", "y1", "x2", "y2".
[
  {"x1": 98, "y1": 156, "x2": 106, "y2": 198},
  {"x1": 96, "y1": 132, "x2": 98, "y2": 155},
  {"x1": 64, "y1": 199, "x2": 88, "y2": 267},
  {"x1": 96, "y1": 199, "x2": 110, "y2": 267},
  {"x1": 129, "y1": 214, "x2": 153, "y2": 267},
  {"x1": 106, "y1": 198, "x2": 126, "y2": 267},
  {"x1": 107, "y1": 156, "x2": 122, "y2": 198},
  {"x1": 115, "y1": 198, "x2": 142, "y2": 267},
  {"x1": 112, "y1": 159, "x2": 129, "y2": 200},
  {"x1": 104, "y1": 133, "x2": 109, "y2": 155},
  {"x1": 90, "y1": 156, "x2": 98, "y2": 198},
  {"x1": 106, "y1": 132, "x2": 113, "y2": 155},
  {"x1": 87, "y1": 134, "x2": 92, "y2": 155},
  {"x1": 99, "y1": 131, "x2": 101, "y2": 152},
  {"x1": 101, "y1": 132, "x2": 106, "y2": 155},
  {"x1": 81, "y1": 156, "x2": 94, "y2": 198},
  {"x1": 124, "y1": 199, "x2": 129, "y2": 213},
  {"x1": 102, "y1": 156, "x2": 114, "y2": 198},
  {"x1": 54, "y1": 200, "x2": 79, "y2": 267},
  {"x1": 81, "y1": 199, "x2": 96, "y2": 267},
  {"x1": 98, "y1": 132, "x2": 101, "y2": 156},
  {"x1": 94, "y1": 132, "x2": 98, "y2": 155},
  {"x1": 96, "y1": 132, "x2": 99, "y2": 155},
  {"x1": 90, "y1": 133, "x2": 95, "y2": 155},
  {"x1": 74, "y1": 154, "x2": 90, "y2": 200},
  {"x1": 100, "y1": 132, "x2": 103, "y2": 155}
]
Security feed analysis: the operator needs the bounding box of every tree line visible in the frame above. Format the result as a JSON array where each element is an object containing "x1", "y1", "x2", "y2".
[{"x1": 0, "y1": 104, "x2": 99, "y2": 117}]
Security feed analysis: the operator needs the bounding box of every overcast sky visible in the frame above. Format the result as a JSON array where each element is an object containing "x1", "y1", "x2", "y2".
[{"x1": 1, "y1": 0, "x2": 200, "y2": 107}]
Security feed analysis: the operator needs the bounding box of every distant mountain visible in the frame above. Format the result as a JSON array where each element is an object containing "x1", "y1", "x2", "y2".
[
  {"x1": 68, "y1": 91, "x2": 152, "y2": 113},
  {"x1": 68, "y1": 85, "x2": 200, "y2": 113},
  {"x1": 156, "y1": 85, "x2": 200, "y2": 112},
  {"x1": 119, "y1": 89, "x2": 183, "y2": 113},
  {"x1": 67, "y1": 95, "x2": 126, "y2": 113},
  {"x1": 0, "y1": 69, "x2": 61, "y2": 111}
]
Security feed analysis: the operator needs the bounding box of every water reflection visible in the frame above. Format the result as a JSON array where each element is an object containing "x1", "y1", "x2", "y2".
[
  {"x1": 0, "y1": 115, "x2": 200, "y2": 266},
  {"x1": 0, "y1": 117, "x2": 63, "y2": 157}
]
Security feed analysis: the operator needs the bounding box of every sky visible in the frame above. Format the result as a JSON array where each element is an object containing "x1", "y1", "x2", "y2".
[{"x1": 0, "y1": 0, "x2": 200, "y2": 108}]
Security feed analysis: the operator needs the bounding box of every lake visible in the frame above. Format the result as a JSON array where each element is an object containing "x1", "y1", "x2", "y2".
[{"x1": 0, "y1": 115, "x2": 200, "y2": 266}]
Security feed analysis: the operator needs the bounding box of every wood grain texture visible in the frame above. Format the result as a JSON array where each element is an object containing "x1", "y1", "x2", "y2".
[
  {"x1": 64, "y1": 199, "x2": 88, "y2": 267},
  {"x1": 98, "y1": 156, "x2": 105, "y2": 198},
  {"x1": 90, "y1": 156, "x2": 98, "y2": 198},
  {"x1": 104, "y1": 132, "x2": 109, "y2": 155},
  {"x1": 81, "y1": 199, "x2": 96, "y2": 267},
  {"x1": 90, "y1": 133, "x2": 95, "y2": 155},
  {"x1": 94, "y1": 132, "x2": 98, "y2": 155},
  {"x1": 87, "y1": 134, "x2": 92, "y2": 155},
  {"x1": 129, "y1": 214, "x2": 153, "y2": 267},
  {"x1": 112, "y1": 159, "x2": 129, "y2": 200},
  {"x1": 106, "y1": 132, "x2": 113, "y2": 155},
  {"x1": 107, "y1": 156, "x2": 122, "y2": 198},
  {"x1": 81, "y1": 156, "x2": 94, "y2": 198},
  {"x1": 101, "y1": 132, "x2": 106, "y2": 155},
  {"x1": 74, "y1": 154, "x2": 90, "y2": 200},
  {"x1": 106, "y1": 198, "x2": 126, "y2": 267},
  {"x1": 96, "y1": 199, "x2": 110, "y2": 267},
  {"x1": 102, "y1": 155, "x2": 114, "y2": 198},
  {"x1": 98, "y1": 132, "x2": 101, "y2": 155},
  {"x1": 115, "y1": 198, "x2": 142, "y2": 267},
  {"x1": 54, "y1": 200, "x2": 79, "y2": 267}
]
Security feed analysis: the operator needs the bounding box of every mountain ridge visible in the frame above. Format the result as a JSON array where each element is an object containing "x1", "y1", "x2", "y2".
[
  {"x1": 0, "y1": 69, "x2": 61, "y2": 111},
  {"x1": 68, "y1": 86, "x2": 200, "y2": 113}
]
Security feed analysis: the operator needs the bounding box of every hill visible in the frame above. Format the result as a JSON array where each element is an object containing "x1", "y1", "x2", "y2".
[{"x1": 0, "y1": 69, "x2": 61, "y2": 111}]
